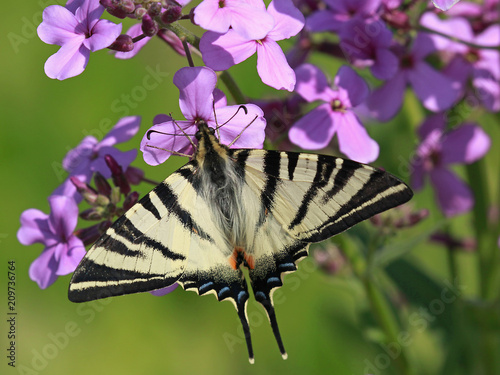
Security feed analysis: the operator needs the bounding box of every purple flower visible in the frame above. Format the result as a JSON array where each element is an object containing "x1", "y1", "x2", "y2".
[
  {"x1": 37, "y1": 0, "x2": 122, "y2": 80},
  {"x1": 194, "y1": 0, "x2": 275, "y2": 40},
  {"x1": 421, "y1": 12, "x2": 500, "y2": 112},
  {"x1": 364, "y1": 33, "x2": 458, "y2": 122},
  {"x1": 199, "y1": 0, "x2": 305, "y2": 91},
  {"x1": 54, "y1": 116, "x2": 141, "y2": 199},
  {"x1": 339, "y1": 17, "x2": 398, "y2": 80},
  {"x1": 432, "y1": 0, "x2": 461, "y2": 11},
  {"x1": 17, "y1": 195, "x2": 86, "y2": 289},
  {"x1": 288, "y1": 64, "x2": 379, "y2": 163},
  {"x1": 141, "y1": 67, "x2": 266, "y2": 165},
  {"x1": 411, "y1": 113, "x2": 491, "y2": 217},
  {"x1": 306, "y1": 0, "x2": 382, "y2": 33}
]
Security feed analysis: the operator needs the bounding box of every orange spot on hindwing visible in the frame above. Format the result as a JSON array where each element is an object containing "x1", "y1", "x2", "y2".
[{"x1": 228, "y1": 247, "x2": 255, "y2": 270}]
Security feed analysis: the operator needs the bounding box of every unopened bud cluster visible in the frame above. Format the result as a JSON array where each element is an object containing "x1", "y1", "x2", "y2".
[
  {"x1": 100, "y1": 0, "x2": 183, "y2": 47},
  {"x1": 70, "y1": 154, "x2": 141, "y2": 245}
]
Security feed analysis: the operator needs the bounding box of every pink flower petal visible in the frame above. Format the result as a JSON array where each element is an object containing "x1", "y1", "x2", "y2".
[
  {"x1": 432, "y1": 0, "x2": 461, "y2": 11},
  {"x1": 194, "y1": 0, "x2": 232, "y2": 34},
  {"x1": 335, "y1": 111, "x2": 379, "y2": 163},
  {"x1": 365, "y1": 71, "x2": 407, "y2": 121},
  {"x1": 294, "y1": 64, "x2": 334, "y2": 102},
  {"x1": 215, "y1": 104, "x2": 266, "y2": 148},
  {"x1": 267, "y1": 0, "x2": 304, "y2": 41},
  {"x1": 371, "y1": 48, "x2": 399, "y2": 80},
  {"x1": 48, "y1": 196, "x2": 79, "y2": 239},
  {"x1": 150, "y1": 283, "x2": 179, "y2": 296},
  {"x1": 334, "y1": 65, "x2": 369, "y2": 107},
  {"x1": 228, "y1": 1, "x2": 275, "y2": 40},
  {"x1": 175, "y1": 67, "x2": 217, "y2": 121},
  {"x1": 441, "y1": 124, "x2": 491, "y2": 165},
  {"x1": 306, "y1": 10, "x2": 344, "y2": 33},
  {"x1": 289, "y1": 103, "x2": 336, "y2": 149},
  {"x1": 29, "y1": 247, "x2": 59, "y2": 289},
  {"x1": 256, "y1": 38, "x2": 296, "y2": 91},
  {"x1": 475, "y1": 25, "x2": 500, "y2": 47},
  {"x1": 100, "y1": 116, "x2": 141, "y2": 148},
  {"x1": 17, "y1": 209, "x2": 50, "y2": 246},
  {"x1": 37, "y1": 5, "x2": 80, "y2": 45},
  {"x1": 141, "y1": 120, "x2": 196, "y2": 166},
  {"x1": 56, "y1": 236, "x2": 86, "y2": 275},
  {"x1": 44, "y1": 38, "x2": 89, "y2": 80},
  {"x1": 83, "y1": 19, "x2": 122, "y2": 51},
  {"x1": 200, "y1": 30, "x2": 257, "y2": 71},
  {"x1": 408, "y1": 62, "x2": 457, "y2": 113},
  {"x1": 473, "y1": 72, "x2": 500, "y2": 112},
  {"x1": 418, "y1": 113, "x2": 446, "y2": 140},
  {"x1": 430, "y1": 168, "x2": 473, "y2": 217}
]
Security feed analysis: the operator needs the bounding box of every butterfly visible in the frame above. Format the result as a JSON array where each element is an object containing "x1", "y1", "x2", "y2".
[{"x1": 69, "y1": 121, "x2": 413, "y2": 363}]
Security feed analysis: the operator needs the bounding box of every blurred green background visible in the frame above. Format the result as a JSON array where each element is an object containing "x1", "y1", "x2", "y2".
[{"x1": 2, "y1": 2, "x2": 499, "y2": 375}]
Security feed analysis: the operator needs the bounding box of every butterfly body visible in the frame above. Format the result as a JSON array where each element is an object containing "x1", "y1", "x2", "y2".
[{"x1": 69, "y1": 122, "x2": 413, "y2": 363}]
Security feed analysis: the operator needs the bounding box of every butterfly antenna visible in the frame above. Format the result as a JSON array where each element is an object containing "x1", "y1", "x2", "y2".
[
  {"x1": 144, "y1": 144, "x2": 193, "y2": 158},
  {"x1": 217, "y1": 105, "x2": 248, "y2": 130},
  {"x1": 228, "y1": 114, "x2": 259, "y2": 148},
  {"x1": 172, "y1": 117, "x2": 197, "y2": 149},
  {"x1": 212, "y1": 100, "x2": 222, "y2": 140}
]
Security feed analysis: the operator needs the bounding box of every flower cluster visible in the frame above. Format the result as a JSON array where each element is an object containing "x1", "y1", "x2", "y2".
[{"x1": 28, "y1": 0, "x2": 498, "y2": 308}]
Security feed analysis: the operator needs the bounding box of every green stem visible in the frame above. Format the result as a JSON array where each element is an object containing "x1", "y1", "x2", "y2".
[
  {"x1": 342, "y1": 234, "x2": 412, "y2": 375},
  {"x1": 466, "y1": 160, "x2": 498, "y2": 301},
  {"x1": 362, "y1": 276, "x2": 413, "y2": 375},
  {"x1": 219, "y1": 71, "x2": 246, "y2": 104},
  {"x1": 162, "y1": 22, "x2": 200, "y2": 50},
  {"x1": 466, "y1": 160, "x2": 500, "y2": 375}
]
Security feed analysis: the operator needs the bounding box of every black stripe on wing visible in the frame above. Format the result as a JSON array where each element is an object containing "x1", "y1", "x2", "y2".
[
  {"x1": 289, "y1": 155, "x2": 336, "y2": 230},
  {"x1": 152, "y1": 180, "x2": 213, "y2": 243},
  {"x1": 68, "y1": 259, "x2": 180, "y2": 302},
  {"x1": 306, "y1": 168, "x2": 413, "y2": 243}
]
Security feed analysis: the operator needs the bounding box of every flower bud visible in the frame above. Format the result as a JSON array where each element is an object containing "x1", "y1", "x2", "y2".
[
  {"x1": 135, "y1": 5, "x2": 147, "y2": 19},
  {"x1": 80, "y1": 208, "x2": 103, "y2": 221},
  {"x1": 104, "y1": 154, "x2": 131, "y2": 196},
  {"x1": 94, "y1": 172, "x2": 112, "y2": 197},
  {"x1": 142, "y1": 13, "x2": 158, "y2": 37},
  {"x1": 70, "y1": 176, "x2": 98, "y2": 204},
  {"x1": 125, "y1": 166, "x2": 144, "y2": 185},
  {"x1": 108, "y1": 34, "x2": 135, "y2": 52},
  {"x1": 148, "y1": 2, "x2": 163, "y2": 17},
  {"x1": 161, "y1": 5, "x2": 182, "y2": 24}
]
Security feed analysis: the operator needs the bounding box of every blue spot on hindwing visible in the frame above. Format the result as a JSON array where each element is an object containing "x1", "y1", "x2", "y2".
[
  {"x1": 218, "y1": 286, "x2": 231, "y2": 299},
  {"x1": 199, "y1": 281, "x2": 214, "y2": 294}
]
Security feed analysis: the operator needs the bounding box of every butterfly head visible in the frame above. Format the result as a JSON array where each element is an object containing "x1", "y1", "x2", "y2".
[{"x1": 194, "y1": 121, "x2": 229, "y2": 165}]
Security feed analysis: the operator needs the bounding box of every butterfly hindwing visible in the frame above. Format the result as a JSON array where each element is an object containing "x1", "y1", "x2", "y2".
[{"x1": 227, "y1": 149, "x2": 412, "y2": 357}]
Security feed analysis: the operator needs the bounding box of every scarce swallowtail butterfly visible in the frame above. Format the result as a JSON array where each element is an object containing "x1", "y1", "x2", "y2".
[{"x1": 69, "y1": 121, "x2": 413, "y2": 363}]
